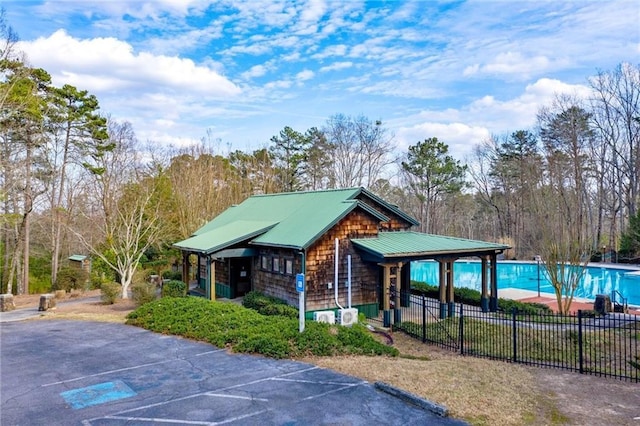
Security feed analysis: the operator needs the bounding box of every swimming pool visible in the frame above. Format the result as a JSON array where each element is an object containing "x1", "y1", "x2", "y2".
[{"x1": 410, "y1": 260, "x2": 640, "y2": 306}]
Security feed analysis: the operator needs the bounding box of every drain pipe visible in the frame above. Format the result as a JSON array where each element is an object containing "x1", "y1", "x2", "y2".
[
  {"x1": 334, "y1": 238, "x2": 344, "y2": 310},
  {"x1": 347, "y1": 255, "x2": 352, "y2": 308}
]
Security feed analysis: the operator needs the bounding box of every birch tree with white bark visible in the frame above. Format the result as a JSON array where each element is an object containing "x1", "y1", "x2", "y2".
[{"x1": 73, "y1": 119, "x2": 163, "y2": 298}]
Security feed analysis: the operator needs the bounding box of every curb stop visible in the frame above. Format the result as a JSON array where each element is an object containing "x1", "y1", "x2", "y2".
[{"x1": 374, "y1": 381, "x2": 449, "y2": 417}]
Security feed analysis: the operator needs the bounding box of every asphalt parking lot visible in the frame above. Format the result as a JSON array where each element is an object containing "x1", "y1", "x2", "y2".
[{"x1": 1, "y1": 320, "x2": 466, "y2": 425}]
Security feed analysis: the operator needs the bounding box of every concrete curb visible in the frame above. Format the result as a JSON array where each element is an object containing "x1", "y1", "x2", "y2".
[{"x1": 374, "y1": 381, "x2": 449, "y2": 417}]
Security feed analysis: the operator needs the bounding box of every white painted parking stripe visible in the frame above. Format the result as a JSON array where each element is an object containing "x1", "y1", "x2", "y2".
[
  {"x1": 42, "y1": 350, "x2": 225, "y2": 387},
  {"x1": 213, "y1": 409, "x2": 269, "y2": 425},
  {"x1": 42, "y1": 360, "x2": 173, "y2": 387},
  {"x1": 194, "y1": 349, "x2": 226, "y2": 356},
  {"x1": 204, "y1": 393, "x2": 268, "y2": 401},
  {"x1": 104, "y1": 415, "x2": 215, "y2": 424},
  {"x1": 212, "y1": 366, "x2": 319, "y2": 392},
  {"x1": 300, "y1": 382, "x2": 366, "y2": 401},
  {"x1": 85, "y1": 365, "x2": 318, "y2": 421},
  {"x1": 272, "y1": 377, "x2": 366, "y2": 386},
  {"x1": 103, "y1": 409, "x2": 270, "y2": 426}
]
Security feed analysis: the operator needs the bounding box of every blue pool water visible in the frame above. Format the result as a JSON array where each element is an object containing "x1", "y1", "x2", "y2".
[{"x1": 410, "y1": 260, "x2": 640, "y2": 306}]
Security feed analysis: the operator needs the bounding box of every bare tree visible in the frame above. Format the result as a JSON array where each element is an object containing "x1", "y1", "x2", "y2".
[
  {"x1": 323, "y1": 114, "x2": 394, "y2": 188},
  {"x1": 589, "y1": 63, "x2": 640, "y2": 252},
  {"x1": 534, "y1": 99, "x2": 595, "y2": 314},
  {"x1": 73, "y1": 118, "x2": 162, "y2": 298}
]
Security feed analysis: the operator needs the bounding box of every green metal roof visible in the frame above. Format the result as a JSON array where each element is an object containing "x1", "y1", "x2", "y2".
[
  {"x1": 68, "y1": 255, "x2": 87, "y2": 261},
  {"x1": 175, "y1": 187, "x2": 417, "y2": 253},
  {"x1": 351, "y1": 231, "x2": 510, "y2": 261},
  {"x1": 174, "y1": 220, "x2": 277, "y2": 254}
]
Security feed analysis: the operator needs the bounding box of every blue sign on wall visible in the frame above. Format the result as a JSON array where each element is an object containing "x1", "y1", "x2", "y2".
[{"x1": 296, "y1": 273, "x2": 305, "y2": 292}]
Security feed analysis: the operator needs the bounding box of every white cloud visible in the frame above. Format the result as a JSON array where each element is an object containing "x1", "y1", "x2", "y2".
[
  {"x1": 319, "y1": 61, "x2": 353, "y2": 72},
  {"x1": 296, "y1": 69, "x2": 315, "y2": 81},
  {"x1": 241, "y1": 64, "x2": 269, "y2": 79},
  {"x1": 392, "y1": 77, "x2": 592, "y2": 160},
  {"x1": 466, "y1": 78, "x2": 591, "y2": 129},
  {"x1": 396, "y1": 122, "x2": 491, "y2": 160},
  {"x1": 464, "y1": 51, "x2": 558, "y2": 79},
  {"x1": 19, "y1": 30, "x2": 240, "y2": 97}
]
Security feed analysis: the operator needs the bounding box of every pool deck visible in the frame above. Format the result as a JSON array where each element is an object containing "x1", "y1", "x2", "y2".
[{"x1": 500, "y1": 288, "x2": 640, "y2": 315}]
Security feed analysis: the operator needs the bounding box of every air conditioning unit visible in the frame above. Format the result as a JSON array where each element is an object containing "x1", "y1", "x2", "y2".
[
  {"x1": 313, "y1": 310, "x2": 336, "y2": 324},
  {"x1": 338, "y1": 308, "x2": 358, "y2": 326}
]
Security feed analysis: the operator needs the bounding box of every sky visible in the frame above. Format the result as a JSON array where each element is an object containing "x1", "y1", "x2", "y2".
[{"x1": 4, "y1": 0, "x2": 639, "y2": 160}]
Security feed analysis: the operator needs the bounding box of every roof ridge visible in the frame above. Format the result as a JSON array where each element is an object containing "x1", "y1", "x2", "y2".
[{"x1": 251, "y1": 187, "x2": 361, "y2": 198}]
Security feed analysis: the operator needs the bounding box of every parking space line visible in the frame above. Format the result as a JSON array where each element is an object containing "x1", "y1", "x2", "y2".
[
  {"x1": 42, "y1": 349, "x2": 225, "y2": 387},
  {"x1": 212, "y1": 366, "x2": 319, "y2": 392},
  {"x1": 100, "y1": 408, "x2": 270, "y2": 426},
  {"x1": 42, "y1": 360, "x2": 173, "y2": 387},
  {"x1": 272, "y1": 377, "x2": 366, "y2": 386},
  {"x1": 103, "y1": 415, "x2": 216, "y2": 424},
  {"x1": 300, "y1": 382, "x2": 365, "y2": 401},
  {"x1": 194, "y1": 349, "x2": 226, "y2": 357},
  {"x1": 205, "y1": 393, "x2": 269, "y2": 402},
  {"x1": 85, "y1": 365, "x2": 318, "y2": 423}
]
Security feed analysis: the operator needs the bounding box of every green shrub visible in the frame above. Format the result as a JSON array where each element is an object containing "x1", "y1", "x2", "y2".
[
  {"x1": 234, "y1": 334, "x2": 292, "y2": 359},
  {"x1": 29, "y1": 274, "x2": 51, "y2": 294},
  {"x1": 162, "y1": 270, "x2": 183, "y2": 281},
  {"x1": 126, "y1": 297, "x2": 396, "y2": 359},
  {"x1": 498, "y1": 298, "x2": 551, "y2": 315},
  {"x1": 161, "y1": 280, "x2": 187, "y2": 298},
  {"x1": 410, "y1": 280, "x2": 551, "y2": 313},
  {"x1": 100, "y1": 282, "x2": 121, "y2": 304},
  {"x1": 296, "y1": 322, "x2": 339, "y2": 356},
  {"x1": 53, "y1": 267, "x2": 89, "y2": 293},
  {"x1": 131, "y1": 281, "x2": 157, "y2": 306},
  {"x1": 242, "y1": 291, "x2": 298, "y2": 318},
  {"x1": 336, "y1": 325, "x2": 399, "y2": 356}
]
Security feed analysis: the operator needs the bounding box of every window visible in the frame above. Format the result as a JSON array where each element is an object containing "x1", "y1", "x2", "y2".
[
  {"x1": 272, "y1": 257, "x2": 280, "y2": 273},
  {"x1": 285, "y1": 259, "x2": 293, "y2": 275},
  {"x1": 261, "y1": 255, "x2": 269, "y2": 270}
]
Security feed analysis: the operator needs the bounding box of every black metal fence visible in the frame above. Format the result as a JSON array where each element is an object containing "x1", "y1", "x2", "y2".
[{"x1": 372, "y1": 290, "x2": 640, "y2": 382}]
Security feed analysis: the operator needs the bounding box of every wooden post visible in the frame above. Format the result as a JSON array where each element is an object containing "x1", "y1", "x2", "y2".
[
  {"x1": 182, "y1": 252, "x2": 189, "y2": 287},
  {"x1": 209, "y1": 257, "x2": 216, "y2": 301},
  {"x1": 480, "y1": 256, "x2": 489, "y2": 312},
  {"x1": 394, "y1": 262, "x2": 404, "y2": 324},
  {"x1": 490, "y1": 253, "x2": 498, "y2": 311},
  {"x1": 438, "y1": 260, "x2": 447, "y2": 319},
  {"x1": 382, "y1": 264, "x2": 390, "y2": 311},
  {"x1": 382, "y1": 264, "x2": 391, "y2": 327},
  {"x1": 395, "y1": 262, "x2": 403, "y2": 312},
  {"x1": 447, "y1": 260, "x2": 455, "y2": 317}
]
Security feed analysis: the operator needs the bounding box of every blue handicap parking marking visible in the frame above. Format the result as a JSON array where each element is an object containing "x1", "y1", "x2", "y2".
[{"x1": 60, "y1": 380, "x2": 136, "y2": 409}]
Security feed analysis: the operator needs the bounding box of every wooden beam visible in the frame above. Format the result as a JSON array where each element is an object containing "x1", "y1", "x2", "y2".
[
  {"x1": 447, "y1": 260, "x2": 455, "y2": 303},
  {"x1": 480, "y1": 255, "x2": 489, "y2": 312},
  {"x1": 210, "y1": 257, "x2": 216, "y2": 301},
  {"x1": 490, "y1": 252, "x2": 498, "y2": 311},
  {"x1": 438, "y1": 261, "x2": 446, "y2": 303},
  {"x1": 182, "y1": 252, "x2": 189, "y2": 286},
  {"x1": 382, "y1": 264, "x2": 390, "y2": 311},
  {"x1": 395, "y1": 262, "x2": 404, "y2": 310}
]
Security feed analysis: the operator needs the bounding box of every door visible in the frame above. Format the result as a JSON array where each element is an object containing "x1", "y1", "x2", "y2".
[{"x1": 230, "y1": 257, "x2": 252, "y2": 298}]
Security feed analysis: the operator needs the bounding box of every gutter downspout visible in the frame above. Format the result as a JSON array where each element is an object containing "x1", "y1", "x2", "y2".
[
  {"x1": 347, "y1": 254, "x2": 352, "y2": 308},
  {"x1": 335, "y1": 238, "x2": 344, "y2": 310}
]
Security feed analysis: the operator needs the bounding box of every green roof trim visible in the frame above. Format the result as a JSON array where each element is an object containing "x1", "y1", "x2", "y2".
[
  {"x1": 68, "y1": 255, "x2": 87, "y2": 261},
  {"x1": 174, "y1": 220, "x2": 277, "y2": 254},
  {"x1": 351, "y1": 231, "x2": 510, "y2": 261},
  {"x1": 357, "y1": 187, "x2": 419, "y2": 226}
]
